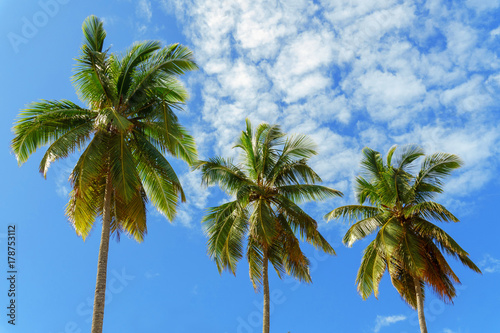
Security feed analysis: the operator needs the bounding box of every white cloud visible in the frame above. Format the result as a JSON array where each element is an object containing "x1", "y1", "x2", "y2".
[
  {"x1": 373, "y1": 315, "x2": 406, "y2": 333},
  {"x1": 322, "y1": 0, "x2": 399, "y2": 26},
  {"x1": 180, "y1": 170, "x2": 210, "y2": 210},
  {"x1": 101, "y1": 16, "x2": 118, "y2": 26},
  {"x1": 393, "y1": 124, "x2": 500, "y2": 197},
  {"x1": 491, "y1": 26, "x2": 500, "y2": 38},
  {"x1": 137, "y1": 0, "x2": 152, "y2": 21},
  {"x1": 440, "y1": 75, "x2": 493, "y2": 114},
  {"x1": 174, "y1": 209, "x2": 194, "y2": 228},
  {"x1": 50, "y1": 155, "x2": 80, "y2": 199},
  {"x1": 144, "y1": 270, "x2": 160, "y2": 279},
  {"x1": 137, "y1": 24, "x2": 147, "y2": 35},
  {"x1": 233, "y1": 2, "x2": 290, "y2": 61},
  {"x1": 356, "y1": 70, "x2": 426, "y2": 123},
  {"x1": 465, "y1": 0, "x2": 500, "y2": 11},
  {"x1": 445, "y1": 22, "x2": 477, "y2": 62},
  {"x1": 192, "y1": 284, "x2": 199, "y2": 295},
  {"x1": 479, "y1": 254, "x2": 500, "y2": 273},
  {"x1": 171, "y1": 170, "x2": 212, "y2": 228}
]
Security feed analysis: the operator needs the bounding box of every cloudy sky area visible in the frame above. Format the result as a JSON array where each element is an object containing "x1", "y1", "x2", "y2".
[
  {"x1": 151, "y1": 0, "x2": 500, "y2": 225},
  {"x1": 1, "y1": 0, "x2": 499, "y2": 332}
]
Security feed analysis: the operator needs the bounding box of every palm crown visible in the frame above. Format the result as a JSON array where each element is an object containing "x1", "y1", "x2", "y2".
[
  {"x1": 11, "y1": 16, "x2": 198, "y2": 241},
  {"x1": 326, "y1": 145, "x2": 480, "y2": 308},
  {"x1": 197, "y1": 119, "x2": 342, "y2": 288}
]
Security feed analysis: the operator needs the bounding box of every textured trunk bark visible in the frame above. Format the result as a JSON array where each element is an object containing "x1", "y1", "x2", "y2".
[
  {"x1": 262, "y1": 248, "x2": 270, "y2": 333},
  {"x1": 414, "y1": 276, "x2": 428, "y2": 333},
  {"x1": 91, "y1": 173, "x2": 113, "y2": 333}
]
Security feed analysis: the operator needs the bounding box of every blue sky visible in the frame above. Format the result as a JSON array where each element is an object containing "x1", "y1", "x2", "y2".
[{"x1": 1, "y1": 0, "x2": 499, "y2": 332}]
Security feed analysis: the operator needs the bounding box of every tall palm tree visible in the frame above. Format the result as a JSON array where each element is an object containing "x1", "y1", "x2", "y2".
[
  {"x1": 196, "y1": 119, "x2": 342, "y2": 333},
  {"x1": 11, "y1": 16, "x2": 197, "y2": 333},
  {"x1": 325, "y1": 145, "x2": 481, "y2": 333}
]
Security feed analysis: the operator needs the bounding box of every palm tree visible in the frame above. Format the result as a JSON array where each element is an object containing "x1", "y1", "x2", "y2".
[
  {"x1": 325, "y1": 145, "x2": 481, "y2": 333},
  {"x1": 11, "y1": 16, "x2": 197, "y2": 333},
  {"x1": 196, "y1": 119, "x2": 342, "y2": 333}
]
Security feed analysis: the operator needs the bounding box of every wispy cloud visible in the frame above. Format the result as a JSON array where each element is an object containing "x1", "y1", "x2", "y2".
[
  {"x1": 479, "y1": 254, "x2": 500, "y2": 273},
  {"x1": 373, "y1": 314, "x2": 407, "y2": 333},
  {"x1": 144, "y1": 270, "x2": 160, "y2": 279},
  {"x1": 136, "y1": 0, "x2": 152, "y2": 21}
]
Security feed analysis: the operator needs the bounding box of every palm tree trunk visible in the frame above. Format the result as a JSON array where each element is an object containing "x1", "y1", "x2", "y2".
[
  {"x1": 414, "y1": 276, "x2": 428, "y2": 333},
  {"x1": 262, "y1": 248, "x2": 270, "y2": 333},
  {"x1": 91, "y1": 173, "x2": 113, "y2": 333}
]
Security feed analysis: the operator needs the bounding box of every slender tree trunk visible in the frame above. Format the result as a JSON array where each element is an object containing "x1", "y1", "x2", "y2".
[
  {"x1": 91, "y1": 173, "x2": 113, "y2": 333},
  {"x1": 262, "y1": 248, "x2": 270, "y2": 333},
  {"x1": 414, "y1": 276, "x2": 428, "y2": 333}
]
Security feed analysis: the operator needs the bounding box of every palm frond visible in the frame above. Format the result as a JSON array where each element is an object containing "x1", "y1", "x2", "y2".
[
  {"x1": 389, "y1": 267, "x2": 420, "y2": 309},
  {"x1": 81, "y1": 15, "x2": 106, "y2": 53},
  {"x1": 126, "y1": 43, "x2": 198, "y2": 104},
  {"x1": 411, "y1": 153, "x2": 463, "y2": 201},
  {"x1": 275, "y1": 215, "x2": 312, "y2": 282},
  {"x1": 258, "y1": 123, "x2": 285, "y2": 178},
  {"x1": 196, "y1": 157, "x2": 251, "y2": 195},
  {"x1": 136, "y1": 110, "x2": 197, "y2": 165},
  {"x1": 421, "y1": 241, "x2": 458, "y2": 303},
  {"x1": 396, "y1": 228, "x2": 427, "y2": 277},
  {"x1": 247, "y1": 237, "x2": 264, "y2": 290},
  {"x1": 360, "y1": 147, "x2": 385, "y2": 179},
  {"x1": 413, "y1": 218, "x2": 481, "y2": 273},
  {"x1": 278, "y1": 184, "x2": 342, "y2": 204},
  {"x1": 342, "y1": 214, "x2": 387, "y2": 247},
  {"x1": 266, "y1": 134, "x2": 317, "y2": 181},
  {"x1": 12, "y1": 100, "x2": 93, "y2": 165},
  {"x1": 356, "y1": 241, "x2": 387, "y2": 299},
  {"x1": 234, "y1": 119, "x2": 258, "y2": 180},
  {"x1": 249, "y1": 199, "x2": 276, "y2": 246},
  {"x1": 405, "y1": 201, "x2": 459, "y2": 223},
  {"x1": 373, "y1": 218, "x2": 401, "y2": 257},
  {"x1": 66, "y1": 175, "x2": 106, "y2": 239},
  {"x1": 203, "y1": 201, "x2": 248, "y2": 275},
  {"x1": 72, "y1": 16, "x2": 115, "y2": 105},
  {"x1": 132, "y1": 131, "x2": 185, "y2": 220},
  {"x1": 117, "y1": 40, "x2": 161, "y2": 98},
  {"x1": 39, "y1": 122, "x2": 94, "y2": 177},
  {"x1": 392, "y1": 144, "x2": 424, "y2": 172},
  {"x1": 114, "y1": 186, "x2": 148, "y2": 242},
  {"x1": 108, "y1": 133, "x2": 141, "y2": 201},
  {"x1": 354, "y1": 176, "x2": 379, "y2": 205},
  {"x1": 272, "y1": 159, "x2": 322, "y2": 186},
  {"x1": 275, "y1": 195, "x2": 335, "y2": 254},
  {"x1": 70, "y1": 130, "x2": 109, "y2": 193},
  {"x1": 325, "y1": 204, "x2": 381, "y2": 223},
  {"x1": 386, "y1": 144, "x2": 397, "y2": 166}
]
